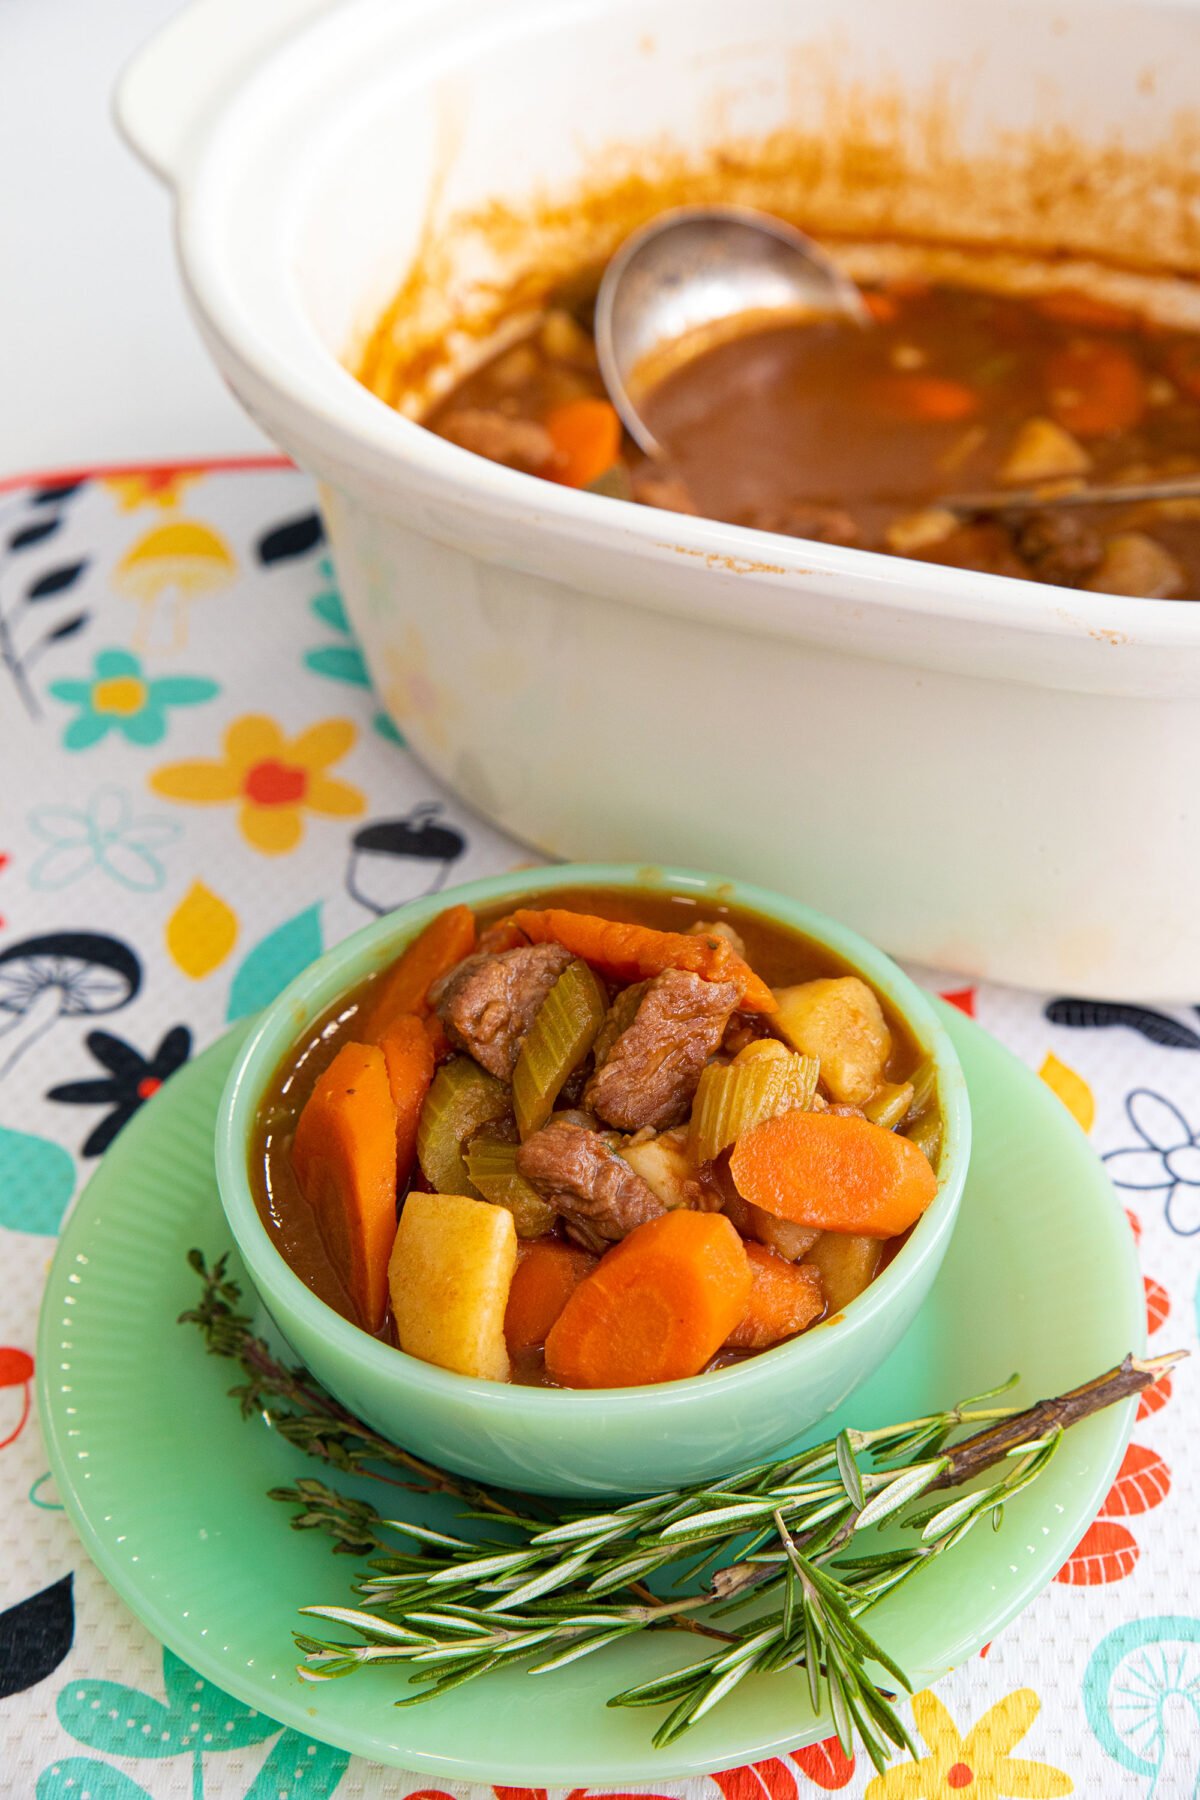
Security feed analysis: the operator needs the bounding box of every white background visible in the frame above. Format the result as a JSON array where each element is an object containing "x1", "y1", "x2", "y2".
[{"x1": 0, "y1": 0, "x2": 269, "y2": 478}]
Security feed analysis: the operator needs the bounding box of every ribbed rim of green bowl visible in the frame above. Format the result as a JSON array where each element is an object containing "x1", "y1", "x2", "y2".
[{"x1": 215, "y1": 863, "x2": 971, "y2": 1415}]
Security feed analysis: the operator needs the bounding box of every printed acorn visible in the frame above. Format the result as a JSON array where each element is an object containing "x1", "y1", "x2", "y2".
[{"x1": 345, "y1": 803, "x2": 466, "y2": 915}]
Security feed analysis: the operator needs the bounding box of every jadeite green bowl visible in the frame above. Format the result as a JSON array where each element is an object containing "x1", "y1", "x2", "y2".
[{"x1": 215, "y1": 864, "x2": 971, "y2": 1497}]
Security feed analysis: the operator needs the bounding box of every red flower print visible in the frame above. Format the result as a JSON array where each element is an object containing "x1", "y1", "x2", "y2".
[
  {"x1": 939, "y1": 988, "x2": 976, "y2": 1017},
  {"x1": 1137, "y1": 1370, "x2": 1172, "y2": 1421},
  {"x1": 714, "y1": 1759, "x2": 797, "y2": 1800},
  {"x1": 1055, "y1": 1517, "x2": 1139, "y2": 1585},
  {"x1": 1101, "y1": 1442, "x2": 1171, "y2": 1517},
  {"x1": 790, "y1": 1738, "x2": 856, "y2": 1788},
  {"x1": 0, "y1": 1347, "x2": 33, "y2": 1450},
  {"x1": 1144, "y1": 1275, "x2": 1169, "y2": 1334}
]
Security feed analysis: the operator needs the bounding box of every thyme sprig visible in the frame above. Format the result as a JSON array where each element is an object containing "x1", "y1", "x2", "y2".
[{"x1": 182, "y1": 1249, "x2": 1180, "y2": 1769}]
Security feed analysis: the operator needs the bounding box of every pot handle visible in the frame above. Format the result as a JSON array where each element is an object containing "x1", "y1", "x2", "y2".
[{"x1": 115, "y1": 0, "x2": 333, "y2": 186}]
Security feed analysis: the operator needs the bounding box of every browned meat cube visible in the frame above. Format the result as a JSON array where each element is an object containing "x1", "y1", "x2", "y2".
[
  {"x1": 516, "y1": 1120, "x2": 665, "y2": 1242},
  {"x1": 437, "y1": 408, "x2": 556, "y2": 473},
  {"x1": 584, "y1": 969, "x2": 739, "y2": 1131},
  {"x1": 432, "y1": 942, "x2": 572, "y2": 1080}
]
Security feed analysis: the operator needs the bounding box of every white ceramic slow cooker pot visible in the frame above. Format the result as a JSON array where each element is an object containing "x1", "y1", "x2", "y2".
[{"x1": 119, "y1": 0, "x2": 1200, "y2": 998}]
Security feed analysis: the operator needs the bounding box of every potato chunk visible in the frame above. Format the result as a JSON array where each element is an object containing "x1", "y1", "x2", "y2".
[
  {"x1": 389, "y1": 1192, "x2": 517, "y2": 1381},
  {"x1": 771, "y1": 977, "x2": 891, "y2": 1106},
  {"x1": 620, "y1": 1128, "x2": 695, "y2": 1209},
  {"x1": 1000, "y1": 417, "x2": 1090, "y2": 486},
  {"x1": 803, "y1": 1232, "x2": 883, "y2": 1315}
]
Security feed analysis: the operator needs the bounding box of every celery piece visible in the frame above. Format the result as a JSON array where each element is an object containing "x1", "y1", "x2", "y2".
[
  {"x1": 864, "y1": 1080, "x2": 915, "y2": 1130},
  {"x1": 905, "y1": 1057, "x2": 938, "y2": 1119},
  {"x1": 586, "y1": 464, "x2": 633, "y2": 501},
  {"x1": 465, "y1": 1133, "x2": 556, "y2": 1238},
  {"x1": 904, "y1": 1108, "x2": 943, "y2": 1169},
  {"x1": 417, "y1": 1057, "x2": 512, "y2": 1197},
  {"x1": 512, "y1": 959, "x2": 608, "y2": 1140},
  {"x1": 690, "y1": 1049, "x2": 819, "y2": 1166}
]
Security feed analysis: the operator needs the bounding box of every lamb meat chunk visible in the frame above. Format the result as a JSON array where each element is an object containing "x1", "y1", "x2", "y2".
[
  {"x1": 516, "y1": 1120, "x2": 665, "y2": 1242},
  {"x1": 1014, "y1": 510, "x2": 1104, "y2": 586},
  {"x1": 432, "y1": 941, "x2": 572, "y2": 1080},
  {"x1": 585, "y1": 968, "x2": 740, "y2": 1131},
  {"x1": 437, "y1": 408, "x2": 556, "y2": 474}
]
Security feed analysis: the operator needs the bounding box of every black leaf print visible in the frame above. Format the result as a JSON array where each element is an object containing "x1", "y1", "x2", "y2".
[
  {"x1": 8, "y1": 517, "x2": 60, "y2": 552},
  {"x1": 1044, "y1": 997, "x2": 1200, "y2": 1051},
  {"x1": 0, "y1": 1574, "x2": 74, "y2": 1699},
  {"x1": 45, "y1": 613, "x2": 89, "y2": 643},
  {"x1": 32, "y1": 481, "x2": 83, "y2": 507},
  {"x1": 256, "y1": 512, "x2": 324, "y2": 564},
  {"x1": 27, "y1": 561, "x2": 88, "y2": 600}
]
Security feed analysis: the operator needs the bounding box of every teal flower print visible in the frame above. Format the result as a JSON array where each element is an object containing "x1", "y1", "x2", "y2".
[
  {"x1": 28, "y1": 786, "x2": 181, "y2": 892},
  {"x1": 48, "y1": 648, "x2": 218, "y2": 749}
]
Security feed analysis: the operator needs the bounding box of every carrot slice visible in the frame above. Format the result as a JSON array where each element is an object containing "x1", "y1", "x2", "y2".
[
  {"x1": 725, "y1": 1242, "x2": 825, "y2": 1349},
  {"x1": 729, "y1": 1110, "x2": 938, "y2": 1238},
  {"x1": 291, "y1": 1042, "x2": 398, "y2": 1331},
  {"x1": 544, "y1": 1211, "x2": 752, "y2": 1388},
  {"x1": 1165, "y1": 340, "x2": 1200, "y2": 404},
  {"x1": 477, "y1": 914, "x2": 531, "y2": 955},
  {"x1": 511, "y1": 908, "x2": 776, "y2": 1013},
  {"x1": 363, "y1": 904, "x2": 476, "y2": 1037},
  {"x1": 876, "y1": 375, "x2": 980, "y2": 422},
  {"x1": 1045, "y1": 340, "x2": 1146, "y2": 437},
  {"x1": 862, "y1": 290, "x2": 899, "y2": 325},
  {"x1": 545, "y1": 398, "x2": 622, "y2": 489},
  {"x1": 377, "y1": 1013, "x2": 436, "y2": 1189},
  {"x1": 505, "y1": 1239, "x2": 597, "y2": 1352},
  {"x1": 423, "y1": 1012, "x2": 453, "y2": 1064},
  {"x1": 1036, "y1": 290, "x2": 1138, "y2": 331}
]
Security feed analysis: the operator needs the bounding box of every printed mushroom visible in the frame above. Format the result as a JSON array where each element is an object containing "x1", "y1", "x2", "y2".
[
  {"x1": 1085, "y1": 1615, "x2": 1200, "y2": 1795},
  {"x1": 345, "y1": 803, "x2": 466, "y2": 915},
  {"x1": 113, "y1": 521, "x2": 235, "y2": 650},
  {"x1": 0, "y1": 931, "x2": 142, "y2": 1076},
  {"x1": 0, "y1": 1347, "x2": 33, "y2": 1449}
]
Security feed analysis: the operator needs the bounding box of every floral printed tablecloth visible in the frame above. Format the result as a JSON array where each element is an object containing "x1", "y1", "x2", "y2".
[{"x1": 1, "y1": 461, "x2": 1197, "y2": 1800}]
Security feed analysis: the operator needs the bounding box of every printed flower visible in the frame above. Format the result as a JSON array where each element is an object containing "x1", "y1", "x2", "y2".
[
  {"x1": 864, "y1": 1689, "x2": 1072, "y2": 1799},
  {"x1": 1105, "y1": 1089, "x2": 1200, "y2": 1236},
  {"x1": 104, "y1": 469, "x2": 203, "y2": 512},
  {"x1": 47, "y1": 1025, "x2": 192, "y2": 1156},
  {"x1": 149, "y1": 714, "x2": 364, "y2": 854},
  {"x1": 47, "y1": 648, "x2": 218, "y2": 748},
  {"x1": 28, "y1": 787, "x2": 180, "y2": 892},
  {"x1": 379, "y1": 628, "x2": 457, "y2": 750}
]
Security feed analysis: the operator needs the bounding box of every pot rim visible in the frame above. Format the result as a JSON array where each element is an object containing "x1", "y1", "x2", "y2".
[{"x1": 163, "y1": 0, "x2": 1200, "y2": 652}]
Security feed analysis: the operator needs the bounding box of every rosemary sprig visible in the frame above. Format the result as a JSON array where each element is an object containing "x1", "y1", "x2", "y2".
[{"x1": 182, "y1": 1249, "x2": 1181, "y2": 1770}]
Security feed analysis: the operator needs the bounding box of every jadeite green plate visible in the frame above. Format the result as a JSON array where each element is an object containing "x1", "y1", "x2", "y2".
[{"x1": 38, "y1": 1006, "x2": 1143, "y2": 1784}]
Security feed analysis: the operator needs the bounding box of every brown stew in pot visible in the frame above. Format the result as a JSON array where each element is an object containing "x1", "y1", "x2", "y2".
[
  {"x1": 419, "y1": 279, "x2": 1200, "y2": 599},
  {"x1": 253, "y1": 888, "x2": 942, "y2": 1389}
]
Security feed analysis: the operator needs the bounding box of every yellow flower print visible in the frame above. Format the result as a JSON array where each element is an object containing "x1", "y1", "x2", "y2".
[
  {"x1": 379, "y1": 627, "x2": 458, "y2": 750},
  {"x1": 149, "y1": 715, "x2": 364, "y2": 856},
  {"x1": 865, "y1": 1689, "x2": 1072, "y2": 1800},
  {"x1": 104, "y1": 469, "x2": 204, "y2": 512}
]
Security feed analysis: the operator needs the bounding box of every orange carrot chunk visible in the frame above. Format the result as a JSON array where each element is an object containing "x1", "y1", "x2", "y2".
[
  {"x1": 377, "y1": 1013, "x2": 436, "y2": 1189},
  {"x1": 1035, "y1": 290, "x2": 1138, "y2": 332},
  {"x1": 505, "y1": 1239, "x2": 598, "y2": 1353},
  {"x1": 1045, "y1": 340, "x2": 1146, "y2": 437},
  {"x1": 545, "y1": 1211, "x2": 752, "y2": 1388},
  {"x1": 291, "y1": 1042, "x2": 398, "y2": 1331},
  {"x1": 730, "y1": 1110, "x2": 938, "y2": 1238},
  {"x1": 546, "y1": 398, "x2": 622, "y2": 489},
  {"x1": 725, "y1": 1242, "x2": 825, "y2": 1349},
  {"x1": 363, "y1": 904, "x2": 476, "y2": 1037},
  {"x1": 876, "y1": 375, "x2": 980, "y2": 423},
  {"x1": 511, "y1": 908, "x2": 776, "y2": 1014}
]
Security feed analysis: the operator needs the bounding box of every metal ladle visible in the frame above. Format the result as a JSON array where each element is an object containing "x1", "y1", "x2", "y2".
[{"x1": 595, "y1": 206, "x2": 1200, "y2": 514}]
